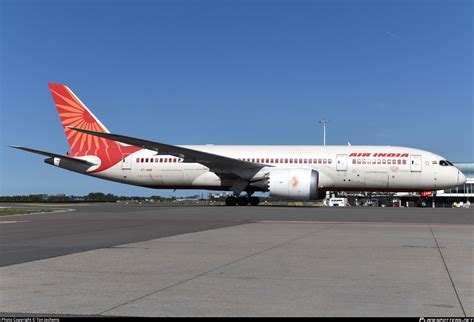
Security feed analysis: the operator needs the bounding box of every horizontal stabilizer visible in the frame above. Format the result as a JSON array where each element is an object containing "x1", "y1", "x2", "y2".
[{"x1": 9, "y1": 145, "x2": 95, "y2": 165}]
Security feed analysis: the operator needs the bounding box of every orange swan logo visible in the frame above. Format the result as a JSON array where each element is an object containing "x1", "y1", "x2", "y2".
[{"x1": 291, "y1": 176, "x2": 299, "y2": 188}]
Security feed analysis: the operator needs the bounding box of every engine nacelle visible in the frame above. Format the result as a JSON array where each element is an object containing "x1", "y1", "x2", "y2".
[{"x1": 267, "y1": 168, "x2": 321, "y2": 201}]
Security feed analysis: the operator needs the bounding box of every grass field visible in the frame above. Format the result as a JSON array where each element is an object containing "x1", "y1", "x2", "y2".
[{"x1": 0, "y1": 209, "x2": 51, "y2": 216}]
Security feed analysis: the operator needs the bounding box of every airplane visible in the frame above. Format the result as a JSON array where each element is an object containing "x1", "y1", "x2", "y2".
[{"x1": 10, "y1": 83, "x2": 467, "y2": 206}]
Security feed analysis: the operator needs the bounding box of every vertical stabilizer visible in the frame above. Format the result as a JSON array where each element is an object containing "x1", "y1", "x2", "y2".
[{"x1": 48, "y1": 83, "x2": 121, "y2": 155}]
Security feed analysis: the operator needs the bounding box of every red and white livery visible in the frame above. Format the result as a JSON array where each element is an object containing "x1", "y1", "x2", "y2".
[{"x1": 11, "y1": 84, "x2": 467, "y2": 206}]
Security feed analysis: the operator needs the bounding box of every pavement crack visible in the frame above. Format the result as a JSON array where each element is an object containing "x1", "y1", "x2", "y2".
[
  {"x1": 97, "y1": 223, "x2": 337, "y2": 316},
  {"x1": 429, "y1": 225, "x2": 466, "y2": 317}
]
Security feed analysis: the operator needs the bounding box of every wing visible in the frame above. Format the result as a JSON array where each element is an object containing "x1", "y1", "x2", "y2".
[{"x1": 68, "y1": 127, "x2": 268, "y2": 178}]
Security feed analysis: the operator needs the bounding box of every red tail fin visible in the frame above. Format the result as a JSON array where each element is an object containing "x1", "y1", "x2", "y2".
[{"x1": 48, "y1": 83, "x2": 120, "y2": 155}]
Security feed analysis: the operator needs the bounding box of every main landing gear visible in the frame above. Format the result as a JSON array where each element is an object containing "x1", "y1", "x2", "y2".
[{"x1": 225, "y1": 196, "x2": 260, "y2": 206}]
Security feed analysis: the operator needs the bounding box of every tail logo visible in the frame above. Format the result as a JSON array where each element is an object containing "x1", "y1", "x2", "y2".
[
  {"x1": 49, "y1": 83, "x2": 115, "y2": 154},
  {"x1": 48, "y1": 83, "x2": 141, "y2": 172}
]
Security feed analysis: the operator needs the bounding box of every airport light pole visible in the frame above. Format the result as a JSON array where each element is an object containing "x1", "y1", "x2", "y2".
[{"x1": 319, "y1": 119, "x2": 330, "y2": 146}]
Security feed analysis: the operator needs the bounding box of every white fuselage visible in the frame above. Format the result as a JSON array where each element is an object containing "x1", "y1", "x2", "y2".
[{"x1": 87, "y1": 145, "x2": 465, "y2": 192}]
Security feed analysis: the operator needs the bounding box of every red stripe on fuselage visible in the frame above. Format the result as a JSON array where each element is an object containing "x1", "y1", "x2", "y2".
[{"x1": 73, "y1": 146, "x2": 142, "y2": 173}]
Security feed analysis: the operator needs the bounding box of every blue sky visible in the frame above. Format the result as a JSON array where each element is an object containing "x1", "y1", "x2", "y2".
[{"x1": 1, "y1": 0, "x2": 472, "y2": 196}]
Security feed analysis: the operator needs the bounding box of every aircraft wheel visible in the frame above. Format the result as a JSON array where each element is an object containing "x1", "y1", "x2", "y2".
[
  {"x1": 225, "y1": 196, "x2": 237, "y2": 206},
  {"x1": 249, "y1": 197, "x2": 260, "y2": 206},
  {"x1": 237, "y1": 197, "x2": 250, "y2": 206}
]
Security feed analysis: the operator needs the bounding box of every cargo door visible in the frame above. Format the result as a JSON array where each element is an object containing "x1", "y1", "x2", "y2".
[{"x1": 364, "y1": 171, "x2": 389, "y2": 189}]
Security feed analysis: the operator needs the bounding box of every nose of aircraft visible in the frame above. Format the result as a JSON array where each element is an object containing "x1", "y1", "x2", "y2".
[{"x1": 458, "y1": 170, "x2": 467, "y2": 186}]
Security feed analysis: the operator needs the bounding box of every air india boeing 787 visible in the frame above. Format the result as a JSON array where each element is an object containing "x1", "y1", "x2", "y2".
[{"x1": 11, "y1": 84, "x2": 466, "y2": 206}]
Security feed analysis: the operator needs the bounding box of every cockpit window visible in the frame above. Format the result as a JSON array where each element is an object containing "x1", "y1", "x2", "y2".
[{"x1": 439, "y1": 160, "x2": 453, "y2": 166}]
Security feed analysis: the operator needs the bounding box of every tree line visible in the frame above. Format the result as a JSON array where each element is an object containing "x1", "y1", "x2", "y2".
[{"x1": 0, "y1": 193, "x2": 175, "y2": 203}]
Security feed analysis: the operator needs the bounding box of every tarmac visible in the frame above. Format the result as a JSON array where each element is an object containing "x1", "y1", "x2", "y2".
[{"x1": 0, "y1": 203, "x2": 472, "y2": 317}]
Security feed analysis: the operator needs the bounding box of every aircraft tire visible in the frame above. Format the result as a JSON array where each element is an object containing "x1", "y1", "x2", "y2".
[
  {"x1": 237, "y1": 196, "x2": 250, "y2": 206},
  {"x1": 225, "y1": 196, "x2": 237, "y2": 206},
  {"x1": 249, "y1": 197, "x2": 260, "y2": 206}
]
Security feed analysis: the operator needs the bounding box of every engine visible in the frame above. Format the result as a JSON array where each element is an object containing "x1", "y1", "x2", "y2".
[{"x1": 262, "y1": 168, "x2": 324, "y2": 201}]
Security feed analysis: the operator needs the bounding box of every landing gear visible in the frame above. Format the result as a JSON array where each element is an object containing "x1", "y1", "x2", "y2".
[
  {"x1": 249, "y1": 196, "x2": 260, "y2": 206},
  {"x1": 225, "y1": 196, "x2": 237, "y2": 206},
  {"x1": 237, "y1": 197, "x2": 249, "y2": 206},
  {"x1": 224, "y1": 195, "x2": 260, "y2": 206}
]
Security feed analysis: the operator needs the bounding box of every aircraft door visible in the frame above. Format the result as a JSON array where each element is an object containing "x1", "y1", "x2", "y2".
[
  {"x1": 122, "y1": 153, "x2": 132, "y2": 170},
  {"x1": 410, "y1": 155, "x2": 422, "y2": 172},
  {"x1": 336, "y1": 154, "x2": 348, "y2": 171}
]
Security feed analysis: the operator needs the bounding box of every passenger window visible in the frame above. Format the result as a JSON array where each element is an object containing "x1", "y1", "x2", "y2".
[
  {"x1": 318, "y1": 159, "x2": 322, "y2": 164},
  {"x1": 382, "y1": 159, "x2": 386, "y2": 164},
  {"x1": 285, "y1": 158, "x2": 288, "y2": 163},
  {"x1": 387, "y1": 160, "x2": 391, "y2": 164},
  {"x1": 323, "y1": 159, "x2": 327, "y2": 164},
  {"x1": 159, "y1": 158, "x2": 163, "y2": 162},
  {"x1": 289, "y1": 159, "x2": 293, "y2": 164},
  {"x1": 352, "y1": 159, "x2": 356, "y2": 164},
  {"x1": 367, "y1": 159, "x2": 371, "y2": 164},
  {"x1": 328, "y1": 159, "x2": 332, "y2": 164},
  {"x1": 308, "y1": 159, "x2": 312, "y2": 164},
  {"x1": 397, "y1": 160, "x2": 401, "y2": 165},
  {"x1": 377, "y1": 159, "x2": 381, "y2": 164},
  {"x1": 141, "y1": 158, "x2": 144, "y2": 163},
  {"x1": 403, "y1": 160, "x2": 406, "y2": 165},
  {"x1": 150, "y1": 158, "x2": 154, "y2": 163},
  {"x1": 362, "y1": 159, "x2": 366, "y2": 164},
  {"x1": 136, "y1": 158, "x2": 140, "y2": 163},
  {"x1": 357, "y1": 159, "x2": 361, "y2": 164}
]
